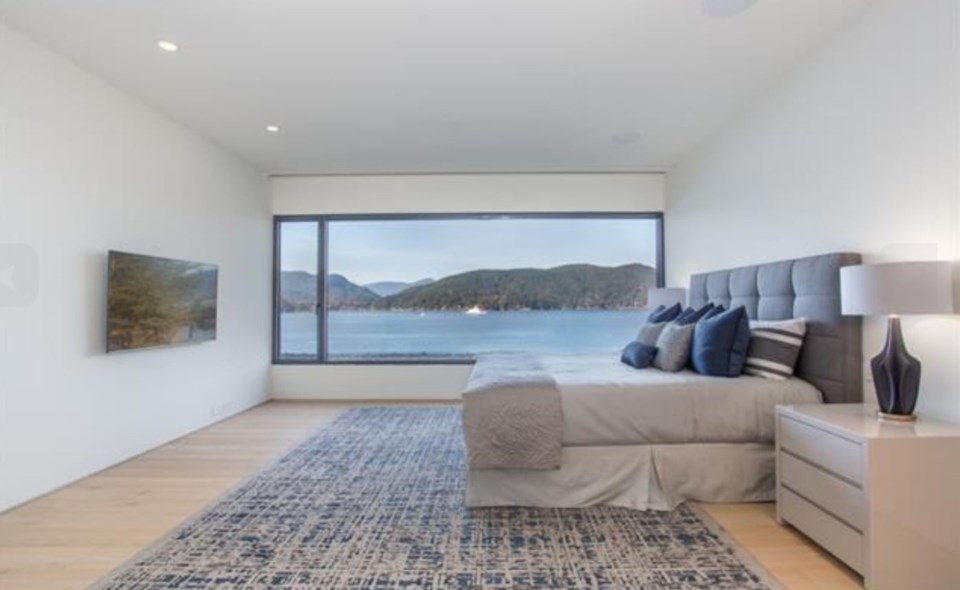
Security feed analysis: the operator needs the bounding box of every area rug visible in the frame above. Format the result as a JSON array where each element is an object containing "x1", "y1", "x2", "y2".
[{"x1": 92, "y1": 407, "x2": 784, "y2": 589}]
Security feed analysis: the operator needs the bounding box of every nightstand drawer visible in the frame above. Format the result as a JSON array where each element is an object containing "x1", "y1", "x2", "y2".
[
  {"x1": 779, "y1": 415, "x2": 862, "y2": 484},
  {"x1": 780, "y1": 452, "x2": 864, "y2": 530},
  {"x1": 780, "y1": 487, "x2": 863, "y2": 573}
]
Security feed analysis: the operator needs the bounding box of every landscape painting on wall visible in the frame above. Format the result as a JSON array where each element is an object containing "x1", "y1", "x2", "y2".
[{"x1": 107, "y1": 251, "x2": 218, "y2": 352}]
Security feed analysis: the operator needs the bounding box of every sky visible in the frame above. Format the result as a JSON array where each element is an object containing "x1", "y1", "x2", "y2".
[{"x1": 281, "y1": 218, "x2": 659, "y2": 284}]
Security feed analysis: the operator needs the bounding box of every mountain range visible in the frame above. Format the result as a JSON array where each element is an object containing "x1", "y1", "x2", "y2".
[
  {"x1": 279, "y1": 271, "x2": 381, "y2": 312},
  {"x1": 363, "y1": 278, "x2": 435, "y2": 297},
  {"x1": 280, "y1": 263, "x2": 655, "y2": 312}
]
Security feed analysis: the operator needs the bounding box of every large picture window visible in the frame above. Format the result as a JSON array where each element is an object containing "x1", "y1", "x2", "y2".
[{"x1": 274, "y1": 213, "x2": 663, "y2": 363}]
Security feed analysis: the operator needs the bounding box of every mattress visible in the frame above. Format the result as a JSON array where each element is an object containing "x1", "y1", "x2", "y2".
[{"x1": 537, "y1": 354, "x2": 822, "y2": 446}]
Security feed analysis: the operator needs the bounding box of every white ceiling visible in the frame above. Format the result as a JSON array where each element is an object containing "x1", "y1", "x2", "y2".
[{"x1": 0, "y1": 0, "x2": 873, "y2": 174}]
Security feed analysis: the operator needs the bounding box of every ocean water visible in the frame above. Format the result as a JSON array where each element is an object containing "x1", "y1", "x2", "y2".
[{"x1": 280, "y1": 310, "x2": 648, "y2": 359}]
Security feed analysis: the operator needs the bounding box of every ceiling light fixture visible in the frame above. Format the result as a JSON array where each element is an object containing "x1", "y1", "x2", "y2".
[
  {"x1": 701, "y1": 0, "x2": 758, "y2": 18},
  {"x1": 157, "y1": 40, "x2": 179, "y2": 52},
  {"x1": 266, "y1": 125, "x2": 280, "y2": 133}
]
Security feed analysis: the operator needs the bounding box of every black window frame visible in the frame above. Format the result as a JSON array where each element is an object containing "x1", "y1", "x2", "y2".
[{"x1": 272, "y1": 212, "x2": 665, "y2": 365}]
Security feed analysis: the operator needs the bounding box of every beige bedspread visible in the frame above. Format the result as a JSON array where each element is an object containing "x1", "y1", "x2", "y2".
[{"x1": 538, "y1": 354, "x2": 823, "y2": 446}]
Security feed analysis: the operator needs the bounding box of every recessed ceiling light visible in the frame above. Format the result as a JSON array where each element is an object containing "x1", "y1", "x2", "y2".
[
  {"x1": 157, "y1": 40, "x2": 179, "y2": 52},
  {"x1": 266, "y1": 125, "x2": 280, "y2": 133},
  {"x1": 611, "y1": 132, "x2": 643, "y2": 145},
  {"x1": 701, "y1": 0, "x2": 758, "y2": 18}
]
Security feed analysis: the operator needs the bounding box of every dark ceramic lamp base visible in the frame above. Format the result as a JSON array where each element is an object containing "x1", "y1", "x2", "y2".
[{"x1": 871, "y1": 316, "x2": 921, "y2": 421}]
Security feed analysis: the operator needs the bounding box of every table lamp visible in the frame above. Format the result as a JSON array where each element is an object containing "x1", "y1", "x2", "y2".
[{"x1": 840, "y1": 261, "x2": 955, "y2": 421}]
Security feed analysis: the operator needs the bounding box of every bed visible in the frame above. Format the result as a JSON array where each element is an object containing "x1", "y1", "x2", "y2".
[{"x1": 463, "y1": 252, "x2": 863, "y2": 510}]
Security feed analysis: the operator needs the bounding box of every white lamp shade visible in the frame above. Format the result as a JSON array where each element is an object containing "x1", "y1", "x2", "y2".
[
  {"x1": 840, "y1": 261, "x2": 955, "y2": 316},
  {"x1": 647, "y1": 287, "x2": 687, "y2": 309}
]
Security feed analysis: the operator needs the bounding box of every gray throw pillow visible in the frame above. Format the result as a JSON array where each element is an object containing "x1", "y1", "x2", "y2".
[
  {"x1": 636, "y1": 321, "x2": 668, "y2": 347},
  {"x1": 653, "y1": 322, "x2": 696, "y2": 372}
]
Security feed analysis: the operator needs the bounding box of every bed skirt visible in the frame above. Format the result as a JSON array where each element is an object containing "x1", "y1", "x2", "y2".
[{"x1": 466, "y1": 443, "x2": 775, "y2": 511}]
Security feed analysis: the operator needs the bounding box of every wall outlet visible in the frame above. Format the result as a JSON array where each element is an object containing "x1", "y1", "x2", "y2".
[
  {"x1": 207, "y1": 401, "x2": 244, "y2": 423},
  {"x1": 209, "y1": 402, "x2": 231, "y2": 420}
]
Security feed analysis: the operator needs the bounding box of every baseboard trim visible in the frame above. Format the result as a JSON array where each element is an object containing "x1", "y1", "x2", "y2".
[{"x1": 269, "y1": 398, "x2": 462, "y2": 404}]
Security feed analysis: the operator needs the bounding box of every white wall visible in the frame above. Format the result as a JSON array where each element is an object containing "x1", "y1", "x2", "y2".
[
  {"x1": 0, "y1": 24, "x2": 272, "y2": 511},
  {"x1": 273, "y1": 173, "x2": 664, "y2": 215},
  {"x1": 665, "y1": 0, "x2": 959, "y2": 421},
  {"x1": 272, "y1": 173, "x2": 664, "y2": 398}
]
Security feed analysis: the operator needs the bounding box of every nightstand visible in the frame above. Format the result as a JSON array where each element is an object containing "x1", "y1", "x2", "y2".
[{"x1": 775, "y1": 404, "x2": 960, "y2": 590}]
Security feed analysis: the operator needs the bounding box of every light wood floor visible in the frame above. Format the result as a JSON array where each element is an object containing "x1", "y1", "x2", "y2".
[{"x1": 0, "y1": 401, "x2": 862, "y2": 590}]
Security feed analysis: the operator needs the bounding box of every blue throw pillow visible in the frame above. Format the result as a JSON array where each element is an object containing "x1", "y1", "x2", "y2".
[
  {"x1": 691, "y1": 306, "x2": 752, "y2": 377},
  {"x1": 673, "y1": 307, "x2": 695, "y2": 324},
  {"x1": 675, "y1": 303, "x2": 715, "y2": 326},
  {"x1": 700, "y1": 304, "x2": 725, "y2": 321},
  {"x1": 621, "y1": 341, "x2": 657, "y2": 369},
  {"x1": 648, "y1": 302, "x2": 682, "y2": 324}
]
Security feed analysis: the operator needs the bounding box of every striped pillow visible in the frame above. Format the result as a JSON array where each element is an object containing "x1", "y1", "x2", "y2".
[{"x1": 744, "y1": 319, "x2": 807, "y2": 380}]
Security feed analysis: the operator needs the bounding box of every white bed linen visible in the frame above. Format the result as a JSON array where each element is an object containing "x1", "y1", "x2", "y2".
[{"x1": 537, "y1": 355, "x2": 822, "y2": 446}]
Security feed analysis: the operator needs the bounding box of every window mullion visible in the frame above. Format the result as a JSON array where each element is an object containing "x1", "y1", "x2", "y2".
[{"x1": 317, "y1": 218, "x2": 328, "y2": 362}]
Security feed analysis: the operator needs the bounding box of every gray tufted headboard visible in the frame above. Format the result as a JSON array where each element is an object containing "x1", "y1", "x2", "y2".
[{"x1": 688, "y1": 253, "x2": 863, "y2": 404}]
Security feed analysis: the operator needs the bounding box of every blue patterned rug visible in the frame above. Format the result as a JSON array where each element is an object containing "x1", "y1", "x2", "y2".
[{"x1": 92, "y1": 407, "x2": 783, "y2": 589}]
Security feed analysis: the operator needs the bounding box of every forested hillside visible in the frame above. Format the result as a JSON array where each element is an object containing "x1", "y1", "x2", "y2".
[{"x1": 280, "y1": 263, "x2": 656, "y2": 311}]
